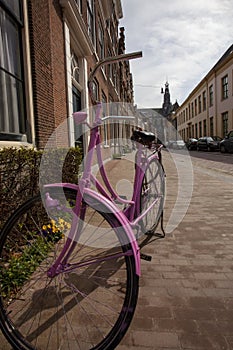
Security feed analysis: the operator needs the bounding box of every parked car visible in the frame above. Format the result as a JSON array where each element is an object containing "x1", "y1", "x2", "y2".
[
  {"x1": 197, "y1": 136, "x2": 220, "y2": 151},
  {"x1": 186, "y1": 138, "x2": 198, "y2": 150},
  {"x1": 168, "y1": 140, "x2": 186, "y2": 150},
  {"x1": 212, "y1": 136, "x2": 222, "y2": 142},
  {"x1": 212, "y1": 135, "x2": 223, "y2": 147},
  {"x1": 220, "y1": 130, "x2": 233, "y2": 153}
]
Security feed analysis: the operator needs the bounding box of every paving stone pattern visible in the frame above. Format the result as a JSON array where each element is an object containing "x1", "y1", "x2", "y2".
[{"x1": 118, "y1": 151, "x2": 233, "y2": 350}]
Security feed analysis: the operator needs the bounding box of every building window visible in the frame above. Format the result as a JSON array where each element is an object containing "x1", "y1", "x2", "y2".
[
  {"x1": 222, "y1": 75, "x2": 228, "y2": 100},
  {"x1": 112, "y1": 63, "x2": 118, "y2": 89},
  {"x1": 71, "y1": 52, "x2": 80, "y2": 83},
  {"x1": 0, "y1": 1, "x2": 27, "y2": 141},
  {"x1": 199, "y1": 121, "x2": 202, "y2": 137},
  {"x1": 92, "y1": 79, "x2": 99, "y2": 101},
  {"x1": 107, "y1": 48, "x2": 113, "y2": 81},
  {"x1": 203, "y1": 119, "x2": 207, "y2": 136},
  {"x1": 195, "y1": 123, "x2": 198, "y2": 138},
  {"x1": 101, "y1": 90, "x2": 107, "y2": 117},
  {"x1": 72, "y1": 85, "x2": 83, "y2": 150},
  {"x1": 194, "y1": 99, "x2": 197, "y2": 116},
  {"x1": 191, "y1": 102, "x2": 194, "y2": 118},
  {"x1": 198, "y1": 95, "x2": 201, "y2": 113},
  {"x1": 209, "y1": 85, "x2": 213, "y2": 107},
  {"x1": 202, "y1": 91, "x2": 206, "y2": 111},
  {"x1": 98, "y1": 19, "x2": 104, "y2": 60},
  {"x1": 210, "y1": 117, "x2": 214, "y2": 136},
  {"x1": 101, "y1": 91, "x2": 108, "y2": 145},
  {"x1": 222, "y1": 111, "x2": 228, "y2": 135},
  {"x1": 87, "y1": 0, "x2": 95, "y2": 44},
  {"x1": 74, "y1": 0, "x2": 82, "y2": 12}
]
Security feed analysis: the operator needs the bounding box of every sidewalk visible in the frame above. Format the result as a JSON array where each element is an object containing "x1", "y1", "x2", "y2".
[{"x1": 118, "y1": 150, "x2": 233, "y2": 349}]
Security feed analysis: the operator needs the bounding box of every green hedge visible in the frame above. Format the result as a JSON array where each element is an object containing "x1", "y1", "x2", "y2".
[{"x1": 0, "y1": 147, "x2": 82, "y2": 228}]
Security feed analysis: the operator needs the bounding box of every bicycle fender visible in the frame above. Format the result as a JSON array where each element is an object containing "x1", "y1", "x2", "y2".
[{"x1": 84, "y1": 188, "x2": 141, "y2": 276}]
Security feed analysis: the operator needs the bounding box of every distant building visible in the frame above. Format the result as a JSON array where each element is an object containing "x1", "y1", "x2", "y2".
[
  {"x1": 174, "y1": 44, "x2": 233, "y2": 141},
  {"x1": 0, "y1": 0, "x2": 136, "y2": 149},
  {"x1": 137, "y1": 81, "x2": 179, "y2": 143}
]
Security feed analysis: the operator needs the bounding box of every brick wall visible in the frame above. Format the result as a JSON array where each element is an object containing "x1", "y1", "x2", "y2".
[{"x1": 28, "y1": 0, "x2": 68, "y2": 149}]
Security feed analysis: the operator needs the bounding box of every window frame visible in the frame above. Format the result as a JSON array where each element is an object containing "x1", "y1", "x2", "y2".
[
  {"x1": 198, "y1": 95, "x2": 201, "y2": 114},
  {"x1": 203, "y1": 119, "x2": 207, "y2": 136},
  {"x1": 222, "y1": 75, "x2": 228, "y2": 100},
  {"x1": 98, "y1": 18, "x2": 104, "y2": 60},
  {"x1": 74, "y1": 0, "x2": 82, "y2": 13},
  {"x1": 0, "y1": 0, "x2": 27, "y2": 142},
  {"x1": 209, "y1": 116, "x2": 214, "y2": 137},
  {"x1": 222, "y1": 111, "x2": 228, "y2": 135},
  {"x1": 209, "y1": 85, "x2": 213, "y2": 107},
  {"x1": 199, "y1": 121, "x2": 202, "y2": 137},
  {"x1": 202, "y1": 91, "x2": 207, "y2": 111},
  {"x1": 87, "y1": 0, "x2": 95, "y2": 45}
]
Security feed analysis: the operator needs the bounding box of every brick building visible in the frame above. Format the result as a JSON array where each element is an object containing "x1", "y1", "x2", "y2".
[
  {"x1": 174, "y1": 44, "x2": 233, "y2": 141},
  {"x1": 0, "y1": 0, "x2": 136, "y2": 149}
]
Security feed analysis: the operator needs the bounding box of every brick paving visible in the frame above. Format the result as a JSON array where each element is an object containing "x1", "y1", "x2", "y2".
[
  {"x1": 1, "y1": 150, "x2": 233, "y2": 349},
  {"x1": 118, "y1": 150, "x2": 233, "y2": 350}
]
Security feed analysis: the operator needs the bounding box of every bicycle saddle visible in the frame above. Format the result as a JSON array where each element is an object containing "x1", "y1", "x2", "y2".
[{"x1": 132, "y1": 130, "x2": 155, "y2": 144}]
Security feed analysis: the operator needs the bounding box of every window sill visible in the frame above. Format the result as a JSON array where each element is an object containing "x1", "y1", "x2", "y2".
[{"x1": 0, "y1": 141, "x2": 33, "y2": 149}]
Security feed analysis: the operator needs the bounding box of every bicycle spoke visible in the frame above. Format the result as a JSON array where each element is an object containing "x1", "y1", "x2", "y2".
[{"x1": 140, "y1": 157, "x2": 165, "y2": 235}]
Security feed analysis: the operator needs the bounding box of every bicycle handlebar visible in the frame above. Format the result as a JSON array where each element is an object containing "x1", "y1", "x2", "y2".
[{"x1": 88, "y1": 51, "x2": 143, "y2": 104}]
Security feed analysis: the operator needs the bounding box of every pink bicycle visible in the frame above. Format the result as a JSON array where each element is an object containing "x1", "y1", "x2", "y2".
[{"x1": 0, "y1": 52, "x2": 165, "y2": 350}]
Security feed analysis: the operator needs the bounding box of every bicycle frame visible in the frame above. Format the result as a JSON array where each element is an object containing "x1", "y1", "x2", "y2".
[{"x1": 44, "y1": 105, "x2": 161, "y2": 277}]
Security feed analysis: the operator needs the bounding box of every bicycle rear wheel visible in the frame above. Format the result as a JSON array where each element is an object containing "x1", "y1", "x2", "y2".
[
  {"x1": 140, "y1": 156, "x2": 165, "y2": 235},
  {"x1": 0, "y1": 189, "x2": 138, "y2": 350}
]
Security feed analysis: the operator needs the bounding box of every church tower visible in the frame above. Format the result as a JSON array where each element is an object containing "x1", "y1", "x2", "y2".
[{"x1": 161, "y1": 81, "x2": 173, "y2": 117}]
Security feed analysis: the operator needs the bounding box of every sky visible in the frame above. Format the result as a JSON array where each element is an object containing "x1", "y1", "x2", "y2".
[{"x1": 120, "y1": 0, "x2": 233, "y2": 109}]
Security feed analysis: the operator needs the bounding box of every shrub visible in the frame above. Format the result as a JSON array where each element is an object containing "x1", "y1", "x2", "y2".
[{"x1": 0, "y1": 147, "x2": 82, "y2": 228}]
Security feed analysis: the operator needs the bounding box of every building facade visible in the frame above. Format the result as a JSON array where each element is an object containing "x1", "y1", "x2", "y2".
[
  {"x1": 175, "y1": 44, "x2": 233, "y2": 141},
  {"x1": 0, "y1": 0, "x2": 135, "y2": 149}
]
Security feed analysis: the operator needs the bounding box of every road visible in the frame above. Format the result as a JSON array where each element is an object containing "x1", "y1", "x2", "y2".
[{"x1": 189, "y1": 150, "x2": 233, "y2": 165}]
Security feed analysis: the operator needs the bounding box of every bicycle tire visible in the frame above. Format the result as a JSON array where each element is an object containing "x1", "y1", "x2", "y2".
[
  {"x1": 0, "y1": 189, "x2": 139, "y2": 350},
  {"x1": 139, "y1": 155, "x2": 165, "y2": 235}
]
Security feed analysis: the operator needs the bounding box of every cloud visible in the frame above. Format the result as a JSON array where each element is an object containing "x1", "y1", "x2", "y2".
[{"x1": 120, "y1": 0, "x2": 233, "y2": 108}]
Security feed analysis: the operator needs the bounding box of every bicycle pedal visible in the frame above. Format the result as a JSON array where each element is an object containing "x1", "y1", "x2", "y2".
[
  {"x1": 145, "y1": 230, "x2": 153, "y2": 236},
  {"x1": 145, "y1": 230, "x2": 165, "y2": 238},
  {"x1": 140, "y1": 253, "x2": 152, "y2": 261}
]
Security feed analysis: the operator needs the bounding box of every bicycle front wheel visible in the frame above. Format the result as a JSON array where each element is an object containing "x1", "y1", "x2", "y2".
[
  {"x1": 140, "y1": 156, "x2": 165, "y2": 235},
  {"x1": 0, "y1": 189, "x2": 138, "y2": 350}
]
